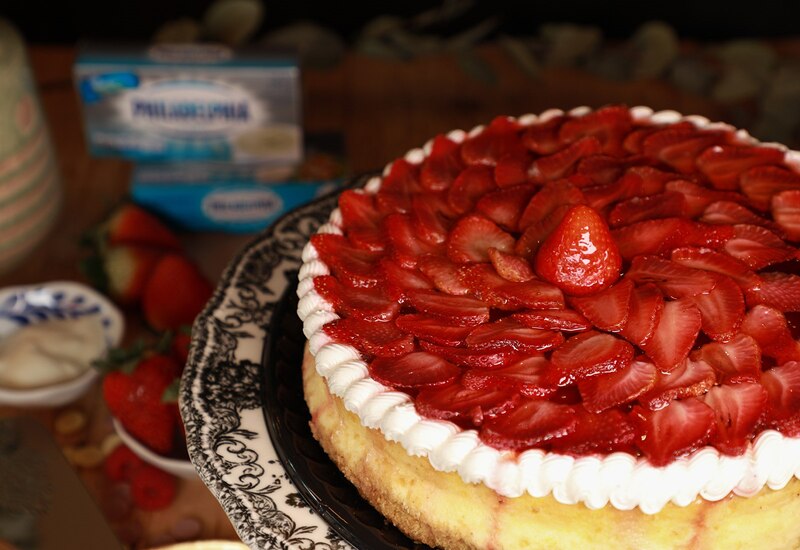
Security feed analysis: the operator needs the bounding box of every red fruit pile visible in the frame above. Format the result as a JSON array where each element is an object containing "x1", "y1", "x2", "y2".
[
  {"x1": 313, "y1": 106, "x2": 800, "y2": 467},
  {"x1": 83, "y1": 203, "x2": 214, "y2": 331},
  {"x1": 101, "y1": 345, "x2": 188, "y2": 460},
  {"x1": 105, "y1": 444, "x2": 178, "y2": 510}
]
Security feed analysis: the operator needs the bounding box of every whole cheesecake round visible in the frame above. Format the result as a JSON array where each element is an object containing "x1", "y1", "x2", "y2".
[{"x1": 297, "y1": 105, "x2": 800, "y2": 549}]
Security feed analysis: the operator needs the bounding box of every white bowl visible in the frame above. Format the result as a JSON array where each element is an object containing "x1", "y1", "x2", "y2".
[
  {"x1": 0, "y1": 281, "x2": 124, "y2": 407},
  {"x1": 113, "y1": 417, "x2": 197, "y2": 479}
]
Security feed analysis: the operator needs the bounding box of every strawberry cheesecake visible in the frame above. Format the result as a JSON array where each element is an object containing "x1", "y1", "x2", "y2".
[{"x1": 297, "y1": 105, "x2": 800, "y2": 549}]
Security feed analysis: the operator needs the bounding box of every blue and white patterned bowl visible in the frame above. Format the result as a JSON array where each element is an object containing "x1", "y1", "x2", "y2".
[{"x1": 0, "y1": 280, "x2": 124, "y2": 407}]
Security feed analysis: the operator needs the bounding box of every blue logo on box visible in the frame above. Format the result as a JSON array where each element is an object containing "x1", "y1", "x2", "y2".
[{"x1": 79, "y1": 72, "x2": 139, "y2": 103}]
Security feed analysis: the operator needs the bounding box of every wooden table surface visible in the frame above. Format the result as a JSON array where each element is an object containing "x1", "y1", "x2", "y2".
[{"x1": 0, "y1": 44, "x2": 725, "y2": 549}]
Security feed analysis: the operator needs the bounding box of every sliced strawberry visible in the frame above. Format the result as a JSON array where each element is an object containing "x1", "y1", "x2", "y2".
[
  {"x1": 416, "y1": 381, "x2": 519, "y2": 427},
  {"x1": 411, "y1": 194, "x2": 452, "y2": 245},
  {"x1": 493, "y1": 278, "x2": 566, "y2": 310},
  {"x1": 458, "y1": 263, "x2": 516, "y2": 308},
  {"x1": 487, "y1": 248, "x2": 535, "y2": 282},
  {"x1": 578, "y1": 358, "x2": 658, "y2": 413},
  {"x1": 379, "y1": 258, "x2": 433, "y2": 302},
  {"x1": 476, "y1": 183, "x2": 538, "y2": 231},
  {"x1": 447, "y1": 166, "x2": 497, "y2": 214},
  {"x1": 608, "y1": 191, "x2": 688, "y2": 228},
  {"x1": 691, "y1": 275, "x2": 745, "y2": 342},
  {"x1": 745, "y1": 272, "x2": 800, "y2": 313},
  {"x1": 772, "y1": 190, "x2": 800, "y2": 241},
  {"x1": 339, "y1": 190, "x2": 386, "y2": 251},
  {"x1": 380, "y1": 158, "x2": 422, "y2": 195},
  {"x1": 369, "y1": 352, "x2": 460, "y2": 390},
  {"x1": 513, "y1": 309, "x2": 591, "y2": 332},
  {"x1": 460, "y1": 116, "x2": 525, "y2": 166},
  {"x1": 696, "y1": 144, "x2": 785, "y2": 190},
  {"x1": 314, "y1": 275, "x2": 400, "y2": 321},
  {"x1": 386, "y1": 213, "x2": 442, "y2": 268},
  {"x1": 310, "y1": 233, "x2": 382, "y2": 288},
  {"x1": 670, "y1": 247, "x2": 760, "y2": 289},
  {"x1": 420, "y1": 135, "x2": 463, "y2": 191},
  {"x1": 622, "y1": 121, "x2": 695, "y2": 154},
  {"x1": 576, "y1": 154, "x2": 650, "y2": 186},
  {"x1": 639, "y1": 358, "x2": 717, "y2": 409},
  {"x1": 558, "y1": 105, "x2": 633, "y2": 155},
  {"x1": 394, "y1": 313, "x2": 473, "y2": 346},
  {"x1": 463, "y1": 355, "x2": 555, "y2": 398},
  {"x1": 569, "y1": 278, "x2": 633, "y2": 332},
  {"x1": 534, "y1": 205, "x2": 622, "y2": 296},
  {"x1": 641, "y1": 298, "x2": 702, "y2": 371},
  {"x1": 701, "y1": 200, "x2": 780, "y2": 232},
  {"x1": 642, "y1": 127, "x2": 724, "y2": 174},
  {"x1": 323, "y1": 318, "x2": 414, "y2": 357},
  {"x1": 406, "y1": 289, "x2": 490, "y2": 326},
  {"x1": 625, "y1": 165, "x2": 682, "y2": 195},
  {"x1": 581, "y1": 176, "x2": 639, "y2": 211},
  {"x1": 494, "y1": 151, "x2": 534, "y2": 188},
  {"x1": 551, "y1": 407, "x2": 636, "y2": 455},
  {"x1": 741, "y1": 305, "x2": 800, "y2": 364},
  {"x1": 480, "y1": 399, "x2": 578, "y2": 450},
  {"x1": 417, "y1": 255, "x2": 470, "y2": 295},
  {"x1": 740, "y1": 166, "x2": 800, "y2": 211},
  {"x1": 703, "y1": 382, "x2": 767, "y2": 455},
  {"x1": 613, "y1": 218, "x2": 732, "y2": 260},
  {"x1": 761, "y1": 361, "x2": 800, "y2": 436},
  {"x1": 550, "y1": 331, "x2": 634, "y2": 385},
  {"x1": 698, "y1": 333, "x2": 762, "y2": 383},
  {"x1": 515, "y1": 204, "x2": 571, "y2": 259},
  {"x1": 528, "y1": 136, "x2": 602, "y2": 183},
  {"x1": 419, "y1": 340, "x2": 527, "y2": 369},
  {"x1": 447, "y1": 214, "x2": 515, "y2": 263},
  {"x1": 723, "y1": 224, "x2": 794, "y2": 270},
  {"x1": 665, "y1": 179, "x2": 747, "y2": 217},
  {"x1": 611, "y1": 218, "x2": 694, "y2": 259},
  {"x1": 466, "y1": 317, "x2": 564, "y2": 353},
  {"x1": 625, "y1": 256, "x2": 716, "y2": 299},
  {"x1": 631, "y1": 398, "x2": 716, "y2": 466},
  {"x1": 518, "y1": 179, "x2": 586, "y2": 231},
  {"x1": 521, "y1": 115, "x2": 568, "y2": 155},
  {"x1": 619, "y1": 283, "x2": 664, "y2": 347}
]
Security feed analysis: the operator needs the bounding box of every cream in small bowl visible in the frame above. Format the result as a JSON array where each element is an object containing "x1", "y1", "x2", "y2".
[{"x1": 0, "y1": 281, "x2": 124, "y2": 407}]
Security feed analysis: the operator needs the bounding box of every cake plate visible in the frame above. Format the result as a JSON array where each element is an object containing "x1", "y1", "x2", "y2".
[{"x1": 182, "y1": 175, "x2": 429, "y2": 550}]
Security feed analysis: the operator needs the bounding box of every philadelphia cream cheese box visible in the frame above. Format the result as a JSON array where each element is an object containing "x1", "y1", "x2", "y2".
[
  {"x1": 130, "y1": 163, "x2": 341, "y2": 233},
  {"x1": 74, "y1": 43, "x2": 301, "y2": 163}
]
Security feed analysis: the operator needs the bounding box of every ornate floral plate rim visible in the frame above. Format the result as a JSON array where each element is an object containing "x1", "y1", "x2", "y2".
[{"x1": 181, "y1": 179, "x2": 369, "y2": 550}]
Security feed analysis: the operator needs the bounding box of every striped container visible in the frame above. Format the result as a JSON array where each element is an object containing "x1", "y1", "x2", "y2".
[{"x1": 0, "y1": 19, "x2": 61, "y2": 275}]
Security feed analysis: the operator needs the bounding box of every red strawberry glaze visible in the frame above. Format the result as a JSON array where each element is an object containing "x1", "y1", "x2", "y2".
[{"x1": 306, "y1": 106, "x2": 800, "y2": 467}]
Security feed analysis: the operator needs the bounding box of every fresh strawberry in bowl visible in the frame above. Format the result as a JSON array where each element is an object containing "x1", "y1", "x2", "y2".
[{"x1": 98, "y1": 342, "x2": 195, "y2": 479}]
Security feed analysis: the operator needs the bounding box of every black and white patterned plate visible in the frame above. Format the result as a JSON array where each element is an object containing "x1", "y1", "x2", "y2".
[{"x1": 181, "y1": 175, "x2": 429, "y2": 550}]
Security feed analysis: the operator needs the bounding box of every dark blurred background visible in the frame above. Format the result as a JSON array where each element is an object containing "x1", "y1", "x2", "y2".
[{"x1": 3, "y1": 1, "x2": 796, "y2": 44}]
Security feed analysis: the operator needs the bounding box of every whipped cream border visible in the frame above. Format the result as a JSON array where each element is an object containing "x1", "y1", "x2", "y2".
[{"x1": 297, "y1": 105, "x2": 800, "y2": 514}]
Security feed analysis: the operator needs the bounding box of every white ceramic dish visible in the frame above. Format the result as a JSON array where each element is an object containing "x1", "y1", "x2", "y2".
[
  {"x1": 0, "y1": 280, "x2": 124, "y2": 407},
  {"x1": 113, "y1": 417, "x2": 197, "y2": 479}
]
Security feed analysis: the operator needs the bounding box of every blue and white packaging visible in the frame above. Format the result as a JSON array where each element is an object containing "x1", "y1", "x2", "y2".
[
  {"x1": 130, "y1": 163, "x2": 341, "y2": 233},
  {"x1": 74, "y1": 43, "x2": 301, "y2": 163}
]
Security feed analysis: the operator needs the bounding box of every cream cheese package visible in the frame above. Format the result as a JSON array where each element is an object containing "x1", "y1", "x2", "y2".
[
  {"x1": 130, "y1": 163, "x2": 341, "y2": 233},
  {"x1": 74, "y1": 43, "x2": 301, "y2": 163}
]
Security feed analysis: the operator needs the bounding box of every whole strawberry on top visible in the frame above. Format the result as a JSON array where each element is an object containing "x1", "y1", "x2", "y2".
[{"x1": 535, "y1": 204, "x2": 621, "y2": 296}]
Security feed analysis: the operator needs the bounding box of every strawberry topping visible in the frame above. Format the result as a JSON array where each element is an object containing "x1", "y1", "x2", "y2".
[{"x1": 308, "y1": 106, "x2": 800, "y2": 465}]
